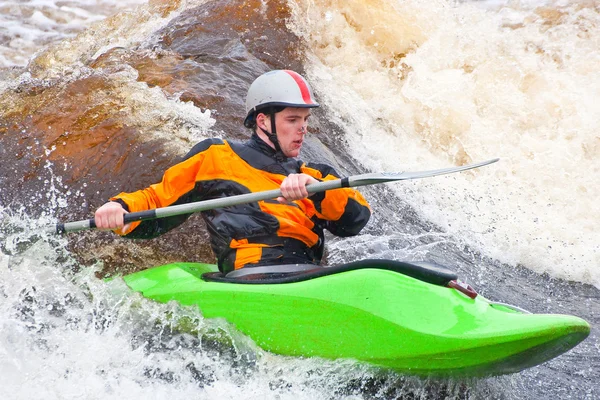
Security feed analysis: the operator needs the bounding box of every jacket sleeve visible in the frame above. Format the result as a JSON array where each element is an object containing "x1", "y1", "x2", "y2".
[
  {"x1": 301, "y1": 163, "x2": 371, "y2": 237},
  {"x1": 109, "y1": 138, "x2": 223, "y2": 238}
]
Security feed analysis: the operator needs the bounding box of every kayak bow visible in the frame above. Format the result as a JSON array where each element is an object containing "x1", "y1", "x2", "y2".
[{"x1": 123, "y1": 259, "x2": 590, "y2": 377}]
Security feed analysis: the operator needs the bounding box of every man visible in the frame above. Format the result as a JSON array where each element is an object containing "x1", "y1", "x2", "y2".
[{"x1": 95, "y1": 70, "x2": 371, "y2": 273}]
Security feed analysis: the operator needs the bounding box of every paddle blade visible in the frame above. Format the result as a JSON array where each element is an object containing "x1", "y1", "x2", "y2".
[{"x1": 348, "y1": 158, "x2": 499, "y2": 187}]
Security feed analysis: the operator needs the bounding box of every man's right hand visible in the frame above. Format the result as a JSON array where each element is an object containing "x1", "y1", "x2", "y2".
[{"x1": 94, "y1": 201, "x2": 129, "y2": 230}]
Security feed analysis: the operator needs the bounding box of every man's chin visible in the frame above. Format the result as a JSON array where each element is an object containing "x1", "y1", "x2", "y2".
[{"x1": 284, "y1": 148, "x2": 301, "y2": 158}]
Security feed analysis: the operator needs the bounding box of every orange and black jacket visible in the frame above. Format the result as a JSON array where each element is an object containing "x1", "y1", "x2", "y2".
[{"x1": 111, "y1": 133, "x2": 371, "y2": 273}]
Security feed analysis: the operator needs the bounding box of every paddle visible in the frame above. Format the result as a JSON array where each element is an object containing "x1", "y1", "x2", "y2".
[{"x1": 50, "y1": 158, "x2": 499, "y2": 234}]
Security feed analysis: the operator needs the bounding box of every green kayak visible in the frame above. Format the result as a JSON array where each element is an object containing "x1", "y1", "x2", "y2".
[{"x1": 123, "y1": 259, "x2": 590, "y2": 377}]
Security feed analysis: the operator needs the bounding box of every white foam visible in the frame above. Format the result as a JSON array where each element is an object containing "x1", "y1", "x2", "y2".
[
  {"x1": 291, "y1": 0, "x2": 600, "y2": 287},
  {"x1": 0, "y1": 0, "x2": 149, "y2": 68}
]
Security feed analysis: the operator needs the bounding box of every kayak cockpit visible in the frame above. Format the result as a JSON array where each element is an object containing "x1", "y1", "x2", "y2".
[{"x1": 202, "y1": 258, "x2": 458, "y2": 286}]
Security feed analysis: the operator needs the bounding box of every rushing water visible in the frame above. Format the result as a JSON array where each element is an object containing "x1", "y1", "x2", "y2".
[
  {"x1": 0, "y1": 0, "x2": 149, "y2": 67},
  {"x1": 1, "y1": 0, "x2": 598, "y2": 399}
]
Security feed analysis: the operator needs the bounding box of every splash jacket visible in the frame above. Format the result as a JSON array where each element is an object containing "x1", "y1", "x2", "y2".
[{"x1": 111, "y1": 133, "x2": 371, "y2": 273}]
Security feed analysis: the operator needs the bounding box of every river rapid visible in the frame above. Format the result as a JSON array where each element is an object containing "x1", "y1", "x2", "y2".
[{"x1": 0, "y1": 0, "x2": 598, "y2": 399}]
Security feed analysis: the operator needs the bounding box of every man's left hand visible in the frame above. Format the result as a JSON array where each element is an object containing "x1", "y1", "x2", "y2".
[{"x1": 279, "y1": 173, "x2": 318, "y2": 203}]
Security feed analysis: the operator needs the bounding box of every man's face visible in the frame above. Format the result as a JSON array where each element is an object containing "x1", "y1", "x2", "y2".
[{"x1": 265, "y1": 107, "x2": 311, "y2": 158}]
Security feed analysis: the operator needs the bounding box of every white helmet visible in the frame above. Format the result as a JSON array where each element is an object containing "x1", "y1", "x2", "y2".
[{"x1": 244, "y1": 70, "x2": 320, "y2": 127}]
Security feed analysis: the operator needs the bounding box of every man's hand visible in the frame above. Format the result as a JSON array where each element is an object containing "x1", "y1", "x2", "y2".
[
  {"x1": 94, "y1": 201, "x2": 129, "y2": 231},
  {"x1": 278, "y1": 173, "x2": 319, "y2": 203}
]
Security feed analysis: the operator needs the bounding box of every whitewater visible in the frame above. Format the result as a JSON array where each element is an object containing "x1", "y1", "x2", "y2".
[
  {"x1": 292, "y1": 0, "x2": 600, "y2": 287},
  {"x1": 0, "y1": 0, "x2": 598, "y2": 399}
]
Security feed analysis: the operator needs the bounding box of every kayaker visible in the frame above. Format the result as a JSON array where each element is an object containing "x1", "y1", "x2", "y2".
[{"x1": 94, "y1": 70, "x2": 371, "y2": 273}]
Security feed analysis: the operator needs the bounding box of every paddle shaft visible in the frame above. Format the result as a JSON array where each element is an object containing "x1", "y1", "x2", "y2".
[
  {"x1": 52, "y1": 158, "x2": 499, "y2": 234},
  {"x1": 55, "y1": 180, "x2": 338, "y2": 234}
]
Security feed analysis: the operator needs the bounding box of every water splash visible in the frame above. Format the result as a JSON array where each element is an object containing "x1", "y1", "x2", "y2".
[
  {"x1": 0, "y1": 0, "x2": 150, "y2": 68},
  {"x1": 291, "y1": 0, "x2": 600, "y2": 287}
]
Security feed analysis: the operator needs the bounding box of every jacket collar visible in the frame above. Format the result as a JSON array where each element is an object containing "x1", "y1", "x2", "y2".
[{"x1": 247, "y1": 132, "x2": 287, "y2": 162}]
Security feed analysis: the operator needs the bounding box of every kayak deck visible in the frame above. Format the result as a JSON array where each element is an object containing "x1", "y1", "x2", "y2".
[{"x1": 123, "y1": 260, "x2": 590, "y2": 377}]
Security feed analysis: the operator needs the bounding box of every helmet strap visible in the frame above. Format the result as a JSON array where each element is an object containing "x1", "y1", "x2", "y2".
[{"x1": 258, "y1": 109, "x2": 285, "y2": 160}]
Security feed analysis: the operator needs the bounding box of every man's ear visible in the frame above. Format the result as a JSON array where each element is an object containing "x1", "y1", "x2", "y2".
[{"x1": 256, "y1": 112, "x2": 270, "y2": 131}]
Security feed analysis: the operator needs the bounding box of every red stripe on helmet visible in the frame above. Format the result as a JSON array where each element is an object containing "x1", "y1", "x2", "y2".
[{"x1": 284, "y1": 70, "x2": 314, "y2": 105}]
